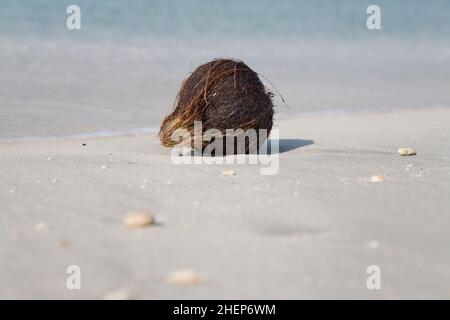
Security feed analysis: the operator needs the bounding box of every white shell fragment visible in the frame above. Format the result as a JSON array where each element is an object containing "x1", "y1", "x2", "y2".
[
  {"x1": 35, "y1": 222, "x2": 49, "y2": 233},
  {"x1": 103, "y1": 288, "x2": 132, "y2": 300},
  {"x1": 365, "y1": 240, "x2": 379, "y2": 249},
  {"x1": 398, "y1": 147, "x2": 416, "y2": 156},
  {"x1": 370, "y1": 175, "x2": 385, "y2": 183},
  {"x1": 123, "y1": 211, "x2": 154, "y2": 228},
  {"x1": 222, "y1": 170, "x2": 236, "y2": 176},
  {"x1": 166, "y1": 269, "x2": 201, "y2": 285}
]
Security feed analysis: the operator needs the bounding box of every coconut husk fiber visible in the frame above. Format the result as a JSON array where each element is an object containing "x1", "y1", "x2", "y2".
[{"x1": 159, "y1": 58, "x2": 274, "y2": 154}]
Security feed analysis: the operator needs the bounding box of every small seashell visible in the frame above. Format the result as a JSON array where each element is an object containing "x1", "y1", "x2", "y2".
[
  {"x1": 370, "y1": 175, "x2": 385, "y2": 183},
  {"x1": 123, "y1": 212, "x2": 154, "y2": 228},
  {"x1": 11, "y1": 228, "x2": 22, "y2": 240},
  {"x1": 398, "y1": 147, "x2": 416, "y2": 156},
  {"x1": 365, "y1": 240, "x2": 379, "y2": 249},
  {"x1": 103, "y1": 288, "x2": 132, "y2": 300},
  {"x1": 35, "y1": 222, "x2": 49, "y2": 233},
  {"x1": 166, "y1": 269, "x2": 201, "y2": 285},
  {"x1": 222, "y1": 170, "x2": 235, "y2": 176},
  {"x1": 59, "y1": 239, "x2": 71, "y2": 248},
  {"x1": 303, "y1": 274, "x2": 315, "y2": 286}
]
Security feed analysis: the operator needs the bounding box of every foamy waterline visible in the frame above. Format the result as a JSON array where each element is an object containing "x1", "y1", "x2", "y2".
[
  {"x1": 3, "y1": 105, "x2": 450, "y2": 143},
  {"x1": 0, "y1": 127, "x2": 159, "y2": 143}
]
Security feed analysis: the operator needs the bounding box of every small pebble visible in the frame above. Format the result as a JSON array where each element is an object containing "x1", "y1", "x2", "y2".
[
  {"x1": 180, "y1": 224, "x2": 192, "y2": 230},
  {"x1": 11, "y1": 228, "x2": 22, "y2": 241},
  {"x1": 303, "y1": 274, "x2": 315, "y2": 286},
  {"x1": 123, "y1": 211, "x2": 154, "y2": 228},
  {"x1": 222, "y1": 170, "x2": 235, "y2": 176},
  {"x1": 166, "y1": 269, "x2": 201, "y2": 285},
  {"x1": 398, "y1": 147, "x2": 416, "y2": 156},
  {"x1": 101, "y1": 166, "x2": 107, "y2": 170},
  {"x1": 370, "y1": 175, "x2": 385, "y2": 183},
  {"x1": 59, "y1": 239, "x2": 71, "y2": 248},
  {"x1": 46, "y1": 157, "x2": 53, "y2": 161},
  {"x1": 103, "y1": 288, "x2": 132, "y2": 300},
  {"x1": 82, "y1": 143, "x2": 87, "y2": 146},
  {"x1": 365, "y1": 240, "x2": 379, "y2": 249},
  {"x1": 35, "y1": 222, "x2": 49, "y2": 233}
]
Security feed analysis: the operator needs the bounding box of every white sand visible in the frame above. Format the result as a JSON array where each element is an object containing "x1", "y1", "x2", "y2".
[{"x1": 1, "y1": 108, "x2": 450, "y2": 299}]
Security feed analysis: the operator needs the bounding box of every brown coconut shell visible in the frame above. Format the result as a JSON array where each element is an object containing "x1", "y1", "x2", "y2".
[{"x1": 159, "y1": 59, "x2": 274, "y2": 154}]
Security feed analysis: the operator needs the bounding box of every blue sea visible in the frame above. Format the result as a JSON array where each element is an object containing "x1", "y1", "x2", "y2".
[{"x1": 1, "y1": 0, "x2": 449, "y2": 140}]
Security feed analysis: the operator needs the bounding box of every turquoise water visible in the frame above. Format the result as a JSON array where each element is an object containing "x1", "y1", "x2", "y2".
[
  {"x1": 2, "y1": 0, "x2": 450, "y2": 40},
  {"x1": 1, "y1": 0, "x2": 450, "y2": 139}
]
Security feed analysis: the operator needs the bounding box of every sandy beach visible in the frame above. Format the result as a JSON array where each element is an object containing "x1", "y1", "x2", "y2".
[{"x1": 1, "y1": 108, "x2": 449, "y2": 299}]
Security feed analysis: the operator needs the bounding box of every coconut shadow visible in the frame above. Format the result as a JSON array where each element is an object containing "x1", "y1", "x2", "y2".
[
  {"x1": 268, "y1": 139, "x2": 314, "y2": 154},
  {"x1": 186, "y1": 138, "x2": 313, "y2": 156}
]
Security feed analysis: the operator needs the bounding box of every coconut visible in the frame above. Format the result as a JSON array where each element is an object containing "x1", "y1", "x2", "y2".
[{"x1": 159, "y1": 59, "x2": 274, "y2": 154}]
